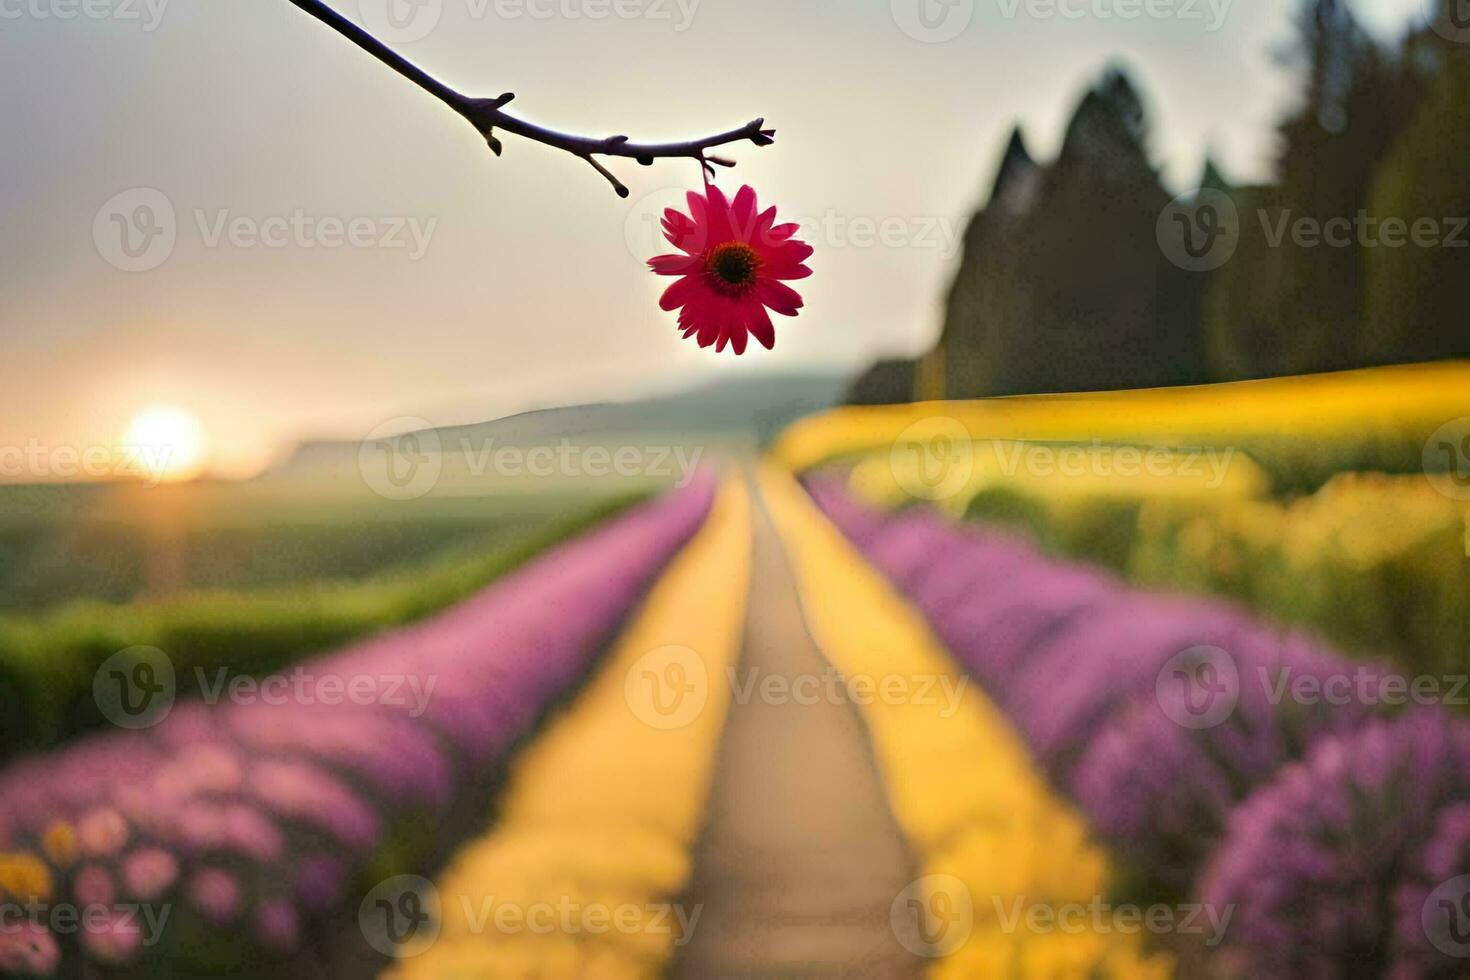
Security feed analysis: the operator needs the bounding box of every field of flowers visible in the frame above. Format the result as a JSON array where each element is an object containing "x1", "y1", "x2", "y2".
[
  {"x1": 1, "y1": 362, "x2": 1465, "y2": 978},
  {"x1": 776, "y1": 361, "x2": 1470, "y2": 493},
  {"x1": 390, "y1": 479, "x2": 751, "y2": 978},
  {"x1": 763, "y1": 466, "x2": 1174, "y2": 978},
  {"x1": 768, "y1": 363, "x2": 1470, "y2": 976},
  {"x1": 0, "y1": 478, "x2": 714, "y2": 977},
  {"x1": 801, "y1": 474, "x2": 1470, "y2": 976}
]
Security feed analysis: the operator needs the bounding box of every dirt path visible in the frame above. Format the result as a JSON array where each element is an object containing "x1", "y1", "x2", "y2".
[{"x1": 670, "y1": 475, "x2": 923, "y2": 979}]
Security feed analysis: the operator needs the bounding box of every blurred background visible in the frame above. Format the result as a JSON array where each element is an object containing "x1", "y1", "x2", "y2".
[
  {"x1": 1, "y1": 0, "x2": 1463, "y2": 613},
  {"x1": 2, "y1": 3, "x2": 1469, "y2": 976}
]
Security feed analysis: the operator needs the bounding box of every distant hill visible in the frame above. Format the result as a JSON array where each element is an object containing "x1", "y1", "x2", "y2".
[{"x1": 274, "y1": 372, "x2": 847, "y2": 484}]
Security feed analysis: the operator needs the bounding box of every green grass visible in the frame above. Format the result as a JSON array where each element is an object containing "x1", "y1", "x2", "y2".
[
  {"x1": 0, "y1": 477, "x2": 637, "y2": 612},
  {"x1": 0, "y1": 490, "x2": 649, "y2": 759}
]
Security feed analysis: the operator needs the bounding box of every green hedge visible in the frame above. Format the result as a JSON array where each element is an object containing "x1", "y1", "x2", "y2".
[
  {"x1": 966, "y1": 474, "x2": 1470, "y2": 678},
  {"x1": 0, "y1": 493, "x2": 646, "y2": 760}
]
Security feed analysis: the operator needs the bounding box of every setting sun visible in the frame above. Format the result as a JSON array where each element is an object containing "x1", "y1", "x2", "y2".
[{"x1": 121, "y1": 405, "x2": 208, "y2": 483}]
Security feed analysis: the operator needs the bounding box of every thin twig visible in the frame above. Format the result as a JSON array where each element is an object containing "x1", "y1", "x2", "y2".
[{"x1": 283, "y1": 0, "x2": 775, "y2": 197}]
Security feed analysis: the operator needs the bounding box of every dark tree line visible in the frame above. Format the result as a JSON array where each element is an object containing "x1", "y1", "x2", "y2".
[{"x1": 852, "y1": 0, "x2": 1469, "y2": 404}]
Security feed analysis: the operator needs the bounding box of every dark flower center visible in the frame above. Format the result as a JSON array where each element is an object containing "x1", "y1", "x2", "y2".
[{"x1": 706, "y1": 242, "x2": 761, "y2": 295}]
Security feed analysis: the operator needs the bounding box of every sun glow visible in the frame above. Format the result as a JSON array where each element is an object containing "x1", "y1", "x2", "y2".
[{"x1": 121, "y1": 405, "x2": 208, "y2": 482}]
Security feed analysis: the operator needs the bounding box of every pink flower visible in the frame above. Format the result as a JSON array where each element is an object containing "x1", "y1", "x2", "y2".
[
  {"x1": 79, "y1": 907, "x2": 143, "y2": 966},
  {"x1": 188, "y1": 868, "x2": 241, "y2": 924},
  {"x1": 73, "y1": 865, "x2": 117, "y2": 907},
  {"x1": 121, "y1": 848, "x2": 179, "y2": 902},
  {"x1": 0, "y1": 920, "x2": 60, "y2": 976},
  {"x1": 648, "y1": 181, "x2": 812, "y2": 354},
  {"x1": 77, "y1": 808, "x2": 129, "y2": 858}
]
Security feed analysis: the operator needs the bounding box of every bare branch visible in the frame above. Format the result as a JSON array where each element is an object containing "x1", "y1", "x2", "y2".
[{"x1": 283, "y1": 0, "x2": 775, "y2": 196}]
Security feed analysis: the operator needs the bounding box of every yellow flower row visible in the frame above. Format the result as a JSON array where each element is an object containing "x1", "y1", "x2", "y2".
[
  {"x1": 772, "y1": 360, "x2": 1470, "y2": 474},
  {"x1": 387, "y1": 480, "x2": 752, "y2": 980},
  {"x1": 760, "y1": 464, "x2": 1174, "y2": 978},
  {"x1": 850, "y1": 438, "x2": 1269, "y2": 518}
]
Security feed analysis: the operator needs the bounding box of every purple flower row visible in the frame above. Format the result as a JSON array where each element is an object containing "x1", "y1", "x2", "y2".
[
  {"x1": 0, "y1": 475, "x2": 715, "y2": 975},
  {"x1": 807, "y1": 478, "x2": 1469, "y2": 977},
  {"x1": 1202, "y1": 711, "x2": 1470, "y2": 978}
]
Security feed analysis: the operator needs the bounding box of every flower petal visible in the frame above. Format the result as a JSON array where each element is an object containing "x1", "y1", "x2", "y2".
[
  {"x1": 747, "y1": 306, "x2": 776, "y2": 350},
  {"x1": 770, "y1": 263, "x2": 813, "y2": 281},
  {"x1": 767, "y1": 240, "x2": 814, "y2": 265},
  {"x1": 661, "y1": 210, "x2": 702, "y2": 254},
  {"x1": 648, "y1": 254, "x2": 701, "y2": 276},
  {"x1": 659, "y1": 276, "x2": 703, "y2": 312},
  {"x1": 731, "y1": 186, "x2": 758, "y2": 240},
  {"x1": 756, "y1": 279, "x2": 804, "y2": 316}
]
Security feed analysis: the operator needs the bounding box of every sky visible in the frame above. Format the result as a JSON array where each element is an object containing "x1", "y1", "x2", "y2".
[{"x1": 0, "y1": 0, "x2": 1428, "y2": 478}]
